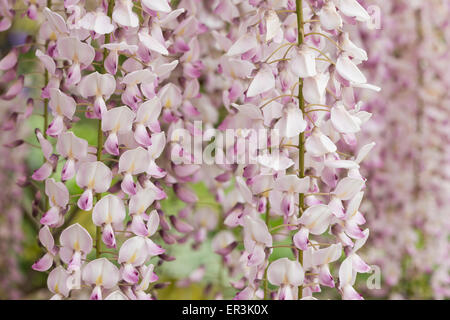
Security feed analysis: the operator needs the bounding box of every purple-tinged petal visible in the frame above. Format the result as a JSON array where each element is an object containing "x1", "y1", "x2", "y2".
[
  {"x1": 78, "y1": 189, "x2": 93, "y2": 211},
  {"x1": 174, "y1": 184, "x2": 198, "y2": 203},
  {"x1": 67, "y1": 251, "x2": 82, "y2": 272},
  {"x1": 351, "y1": 254, "x2": 371, "y2": 273},
  {"x1": 145, "y1": 238, "x2": 165, "y2": 256},
  {"x1": 102, "y1": 224, "x2": 117, "y2": 248},
  {"x1": 104, "y1": 132, "x2": 119, "y2": 156},
  {"x1": 121, "y1": 173, "x2": 137, "y2": 196},
  {"x1": 94, "y1": 96, "x2": 107, "y2": 119},
  {"x1": 169, "y1": 215, "x2": 194, "y2": 234},
  {"x1": 40, "y1": 206, "x2": 60, "y2": 226},
  {"x1": 32, "y1": 253, "x2": 54, "y2": 272},
  {"x1": 134, "y1": 123, "x2": 152, "y2": 147},
  {"x1": 46, "y1": 116, "x2": 64, "y2": 137},
  {"x1": 122, "y1": 263, "x2": 139, "y2": 284},
  {"x1": 2, "y1": 75, "x2": 24, "y2": 100},
  {"x1": 32, "y1": 162, "x2": 53, "y2": 181},
  {"x1": 61, "y1": 158, "x2": 76, "y2": 181},
  {"x1": 90, "y1": 285, "x2": 102, "y2": 300},
  {"x1": 319, "y1": 264, "x2": 335, "y2": 288},
  {"x1": 66, "y1": 63, "x2": 81, "y2": 86},
  {"x1": 293, "y1": 227, "x2": 309, "y2": 251},
  {"x1": 247, "y1": 244, "x2": 265, "y2": 267},
  {"x1": 104, "y1": 50, "x2": 118, "y2": 75},
  {"x1": 0, "y1": 49, "x2": 18, "y2": 70},
  {"x1": 131, "y1": 215, "x2": 149, "y2": 237},
  {"x1": 342, "y1": 285, "x2": 363, "y2": 300}
]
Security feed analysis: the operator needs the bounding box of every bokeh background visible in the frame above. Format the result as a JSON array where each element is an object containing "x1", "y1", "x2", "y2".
[{"x1": 1, "y1": 0, "x2": 449, "y2": 300}]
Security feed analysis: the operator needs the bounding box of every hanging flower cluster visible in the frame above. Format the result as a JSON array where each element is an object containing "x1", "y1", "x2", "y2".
[
  {"x1": 355, "y1": 0, "x2": 450, "y2": 299},
  {"x1": 21, "y1": 0, "x2": 218, "y2": 300},
  {"x1": 1, "y1": 0, "x2": 381, "y2": 300},
  {"x1": 209, "y1": 0, "x2": 379, "y2": 300}
]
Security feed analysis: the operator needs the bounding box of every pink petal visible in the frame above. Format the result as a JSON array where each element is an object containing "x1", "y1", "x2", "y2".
[
  {"x1": 146, "y1": 238, "x2": 165, "y2": 256},
  {"x1": 32, "y1": 253, "x2": 54, "y2": 272},
  {"x1": 94, "y1": 96, "x2": 107, "y2": 119},
  {"x1": 2, "y1": 75, "x2": 24, "y2": 100},
  {"x1": 121, "y1": 173, "x2": 137, "y2": 196},
  {"x1": 319, "y1": 264, "x2": 335, "y2": 288},
  {"x1": 247, "y1": 244, "x2": 265, "y2": 267},
  {"x1": 293, "y1": 227, "x2": 309, "y2": 251},
  {"x1": 122, "y1": 263, "x2": 139, "y2": 284},
  {"x1": 32, "y1": 162, "x2": 53, "y2": 181},
  {"x1": 78, "y1": 189, "x2": 93, "y2": 211},
  {"x1": 134, "y1": 124, "x2": 152, "y2": 147},
  {"x1": 102, "y1": 223, "x2": 117, "y2": 248},
  {"x1": 40, "y1": 206, "x2": 60, "y2": 226},
  {"x1": 131, "y1": 215, "x2": 149, "y2": 237},
  {"x1": 351, "y1": 254, "x2": 371, "y2": 273},
  {"x1": 104, "y1": 50, "x2": 118, "y2": 75},
  {"x1": 61, "y1": 158, "x2": 76, "y2": 181},
  {"x1": 67, "y1": 250, "x2": 82, "y2": 272},
  {"x1": 66, "y1": 63, "x2": 81, "y2": 86},
  {"x1": 90, "y1": 285, "x2": 102, "y2": 300},
  {"x1": 0, "y1": 49, "x2": 18, "y2": 70},
  {"x1": 46, "y1": 116, "x2": 64, "y2": 137},
  {"x1": 104, "y1": 132, "x2": 119, "y2": 156},
  {"x1": 174, "y1": 184, "x2": 198, "y2": 203}
]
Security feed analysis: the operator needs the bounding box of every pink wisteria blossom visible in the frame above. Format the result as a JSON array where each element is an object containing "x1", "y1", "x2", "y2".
[{"x1": 0, "y1": 0, "x2": 418, "y2": 301}]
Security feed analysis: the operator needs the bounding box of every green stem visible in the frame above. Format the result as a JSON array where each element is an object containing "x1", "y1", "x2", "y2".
[
  {"x1": 296, "y1": 0, "x2": 305, "y2": 300},
  {"x1": 263, "y1": 201, "x2": 271, "y2": 300},
  {"x1": 43, "y1": 72, "x2": 48, "y2": 139},
  {"x1": 170, "y1": 0, "x2": 180, "y2": 8},
  {"x1": 43, "y1": 69, "x2": 49, "y2": 213},
  {"x1": 43, "y1": 0, "x2": 51, "y2": 213}
]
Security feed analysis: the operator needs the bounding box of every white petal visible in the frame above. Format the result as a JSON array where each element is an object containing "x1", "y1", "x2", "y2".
[
  {"x1": 226, "y1": 34, "x2": 257, "y2": 56},
  {"x1": 247, "y1": 65, "x2": 275, "y2": 97},
  {"x1": 332, "y1": 177, "x2": 364, "y2": 200},
  {"x1": 330, "y1": 103, "x2": 361, "y2": 133},
  {"x1": 138, "y1": 31, "x2": 169, "y2": 56},
  {"x1": 142, "y1": 0, "x2": 171, "y2": 13},
  {"x1": 336, "y1": 54, "x2": 367, "y2": 84},
  {"x1": 355, "y1": 142, "x2": 375, "y2": 164},
  {"x1": 336, "y1": 0, "x2": 371, "y2": 22}
]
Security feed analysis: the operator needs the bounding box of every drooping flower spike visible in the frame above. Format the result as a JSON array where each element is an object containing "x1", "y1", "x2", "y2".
[{"x1": 17, "y1": 0, "x2": 384, "y2": 301}]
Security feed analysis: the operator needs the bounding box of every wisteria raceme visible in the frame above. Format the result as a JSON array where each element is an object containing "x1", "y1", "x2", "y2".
[
  {"x1": 356, "y1": 0, "x2": 450, "y2": 299},
  {"x1": 0, "y1": 0, "x2": 384, "y2": 300},
  {"x1": 210, "y1": 0, "x2": 379, "y2": 300}
]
